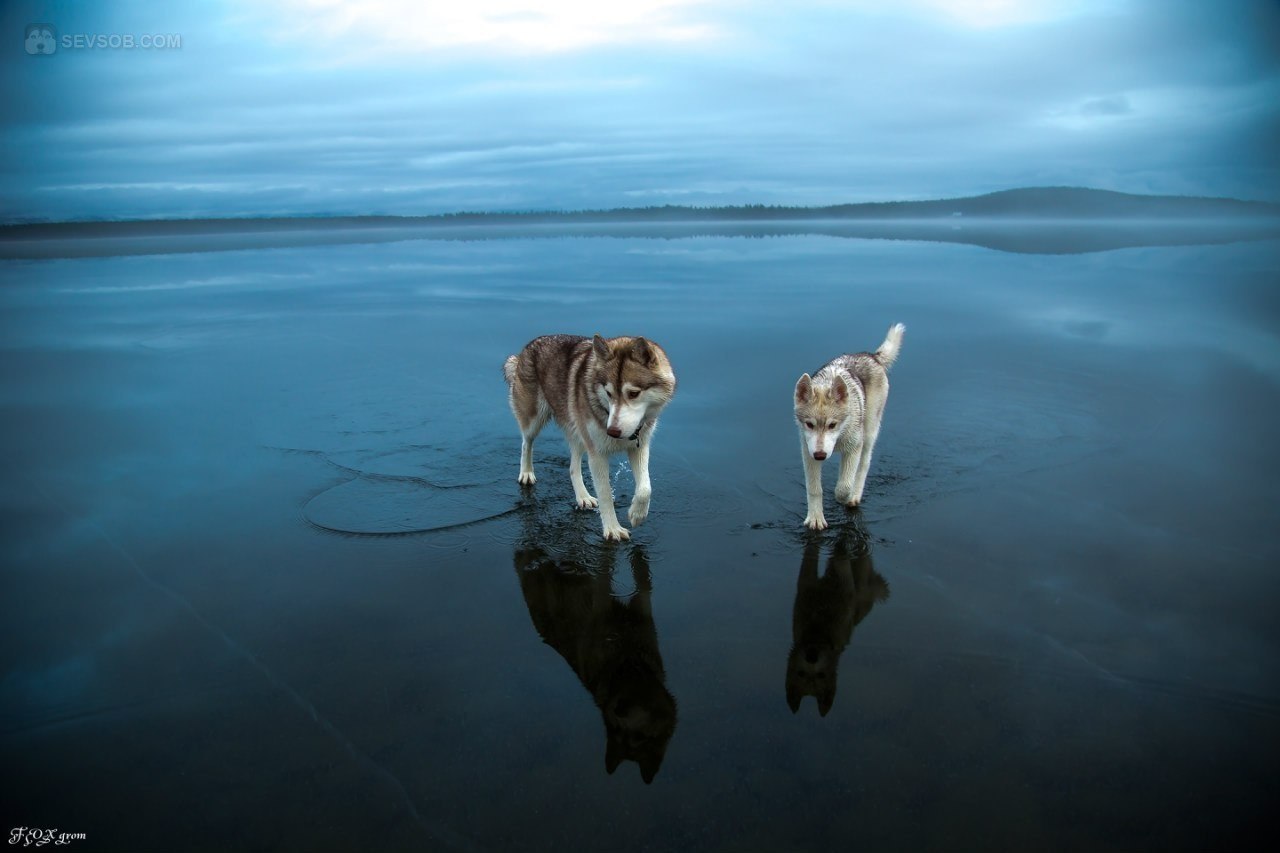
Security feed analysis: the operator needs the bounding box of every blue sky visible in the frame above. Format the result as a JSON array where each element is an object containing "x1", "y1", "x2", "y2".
[{"x1": 2, "y1": 0, "x2": 1278, "y2": 221}]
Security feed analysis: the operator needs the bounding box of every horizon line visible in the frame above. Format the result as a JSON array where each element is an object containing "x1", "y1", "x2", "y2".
[{"x1": 4, "y1": 185, "x2": 1280, "y2": 230}]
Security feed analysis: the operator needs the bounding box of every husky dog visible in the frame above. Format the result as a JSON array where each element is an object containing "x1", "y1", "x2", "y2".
[
  {"x1": 794, "y1": 323, "x2": 904, "y2": 530},
  {"x1": 786, "y1": 528, "x2": 889, "y2": 716},
  {"x1": 516, "y1": 543, "x2": 677, "y2": 783},
  {"x1": 505, "y1": 334, "x2": 677, "y2": 541}
]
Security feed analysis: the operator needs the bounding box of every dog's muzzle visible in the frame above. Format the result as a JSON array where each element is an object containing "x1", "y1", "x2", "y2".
[{"x1": 609, "y1": 421, "x2": 644, "y2": 443}]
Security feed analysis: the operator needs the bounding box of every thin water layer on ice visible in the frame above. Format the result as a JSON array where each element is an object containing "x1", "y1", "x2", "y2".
[{"x1": 2, "y1": 228, "x2": 1278, "y2": 851}]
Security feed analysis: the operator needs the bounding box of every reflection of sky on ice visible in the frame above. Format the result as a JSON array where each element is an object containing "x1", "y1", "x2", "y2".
[
  {"x1": 5, "y1": 232, "x2": 1279, "y2": 676},
  {"x1": 2, "y1": 230, "x2": 1277, "y2": 847}
]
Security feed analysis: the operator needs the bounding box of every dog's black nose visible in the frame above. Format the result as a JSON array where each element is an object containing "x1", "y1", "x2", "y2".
[
  {"x1": 607, "y1": 427, "x2": 622, "y2": 438},
  {"x1": 813, "y1": 450, "x2": 827, "y2": 461}
]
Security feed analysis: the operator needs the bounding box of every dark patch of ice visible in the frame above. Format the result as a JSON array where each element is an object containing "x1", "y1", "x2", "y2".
[
  {"x1": 300, "y1": 443, "x2": 513, "y2": 534},
  {"x1": 304, "y1": 475, "x2": 515, "y2": 535}
]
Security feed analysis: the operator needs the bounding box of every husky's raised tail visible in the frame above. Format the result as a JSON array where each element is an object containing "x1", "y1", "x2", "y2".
[{"x1": 873, "y1": 322, "x2": 905, "y2": 370}]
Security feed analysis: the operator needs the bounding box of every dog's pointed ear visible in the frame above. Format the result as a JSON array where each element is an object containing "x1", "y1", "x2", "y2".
[
  {"x1": 630, "y1": 336, "x2": 655, "y2": 367},
  {"x1": 786, "y1": 680, "x2": 802, "y2": 713},
  {"x1": 592, "y1": 334, "x2": 610, "y2": 360},
  {"x1": 795, "y1": 373, "x2": 812, "y2": 405},
  {"x1": 832, "y1": 373, "x2": 851, "y2": 404}
]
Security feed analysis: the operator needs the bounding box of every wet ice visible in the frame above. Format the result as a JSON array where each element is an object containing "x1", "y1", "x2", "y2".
[{"x1": 3, "y1": 224, "x2": 1278, "y2": 851}]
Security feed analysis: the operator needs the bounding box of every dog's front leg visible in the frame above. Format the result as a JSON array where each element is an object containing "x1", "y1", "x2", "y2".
[
  {"x1": 568, "y1": 445, "x2": 598, "y2": 509},
  {"x1": 834, "y1": 438, "x2": 862, "y2": 507},
  {"x1": 587, "y1": 451, "x2": 630, "y2": 541},
  {"x1": 802, "y1": 441, "x2": 827, "y2": 531},
  {"x1": 627, "y1": 440, "x2": 652, "y2": 527},
  {"x1": 850, "y1": 419, "x2": 881, "y2": 507}
]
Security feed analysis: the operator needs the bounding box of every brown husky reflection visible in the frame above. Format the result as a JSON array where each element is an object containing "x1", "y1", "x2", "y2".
[
  {"x1": 516, "y1": 542, "x2": 677, "y2": 783},
  {"x1": 786, "y1": 527, "x2": 890, "y2": 716}
]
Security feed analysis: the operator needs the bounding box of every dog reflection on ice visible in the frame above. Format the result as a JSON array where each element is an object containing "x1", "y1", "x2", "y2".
[
  {"x1": 515, "y1": 539, "x2": 677, "y2": 783},
  {"x1": 786, "y1": 526, "x2": 890, "y2": 716}
]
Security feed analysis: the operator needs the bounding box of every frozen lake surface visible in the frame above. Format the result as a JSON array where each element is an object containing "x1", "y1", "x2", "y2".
[{"x1": 2, "y1": 225, "x2": 1278, "y2": 850}]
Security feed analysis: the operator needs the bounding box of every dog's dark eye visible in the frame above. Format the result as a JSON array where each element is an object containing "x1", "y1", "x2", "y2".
[
  {"x1": 828, "y1": 421, "x2": 837, "y2": 429},
  {"x1": 626, "y1": 389, "x2": 640, "y2": 400},
  {"x1": 804, "y1": 421, "x2": 814, "y2": 428}
]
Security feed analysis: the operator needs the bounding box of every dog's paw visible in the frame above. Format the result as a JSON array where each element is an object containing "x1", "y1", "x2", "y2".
[
  {"x1": 804, "y1": 513, "x2": 829, "y2": 531},
  {"x1": 601, "y1": 523, "x2": 631, "y2": 542},
  {"x1": 628, "y1": 492, "x2": 650, "y2": 527},
  {"x1": 843, "y1": 498, "x2": 861, "y2": 509},
  {"x1": 575, "y1": 494, "x2": 599, "y2": 510},
  {"x1": 834, "y1": 485, "x2": 851, "y2": 503},
  {"x1": 517, "y1": 471, "x2": 536, "y2": 486}
]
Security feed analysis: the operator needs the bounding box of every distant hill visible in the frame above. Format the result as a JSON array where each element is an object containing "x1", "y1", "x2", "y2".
[
  {"x1": 396, "y1": 187, "x2": 1280, "y2": 223},
  {"x1": 811, "y1": 186, "x2": 1280, "y2": 220},
  {"x1": 531, "y1": 187, "x2": 1280, "y2": 223}
]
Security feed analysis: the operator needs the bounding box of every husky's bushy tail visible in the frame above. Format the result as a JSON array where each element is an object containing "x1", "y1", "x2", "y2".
[
  {"x1": 874, "y1": 323, "x2": 906, "y2": 370},
  {"x1": 503, "y1": 354, "x2": 518, "y2": 385}
]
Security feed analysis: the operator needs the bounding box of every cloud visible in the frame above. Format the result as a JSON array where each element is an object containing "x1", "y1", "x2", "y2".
[
  {"x1": 1079, "y1": 95, "x2": 1133, "y2": 117},
  {"x1": 1, "y1": 0, "x2": 1277, "y2": 221},
  {"x1": 864, "y1": 0, "x2": 1119, "y2": 29},
  {"x1": 245, "y1": 0, "x2": 722, "y2": 58}
]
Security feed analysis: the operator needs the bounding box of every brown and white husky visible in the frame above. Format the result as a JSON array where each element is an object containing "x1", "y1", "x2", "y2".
[
  {"x1": 504, "y1": 334, "x2": 677, "y2": 541},
  {"x1": 794, "y1": 323, "x2": 904, "y2": 530}
]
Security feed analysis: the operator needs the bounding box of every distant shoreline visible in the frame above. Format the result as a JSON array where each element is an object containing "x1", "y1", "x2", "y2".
[
  {"x1": 3, "y1": 186, "x2": 1279, "y2": 237},
  {"x1": 2, "y1": 219, "x2": 1278, "y2": 260},
  {"x1": 3, "y1": 187, "x2": 1278, "y2": 258}
]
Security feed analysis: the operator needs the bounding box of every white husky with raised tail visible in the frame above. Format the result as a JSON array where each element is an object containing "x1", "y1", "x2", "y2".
[{"x1": 794, "y1": 323, "x2": 904, "y2": 530}]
